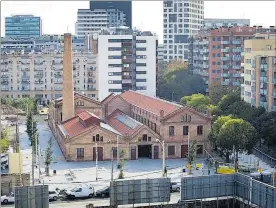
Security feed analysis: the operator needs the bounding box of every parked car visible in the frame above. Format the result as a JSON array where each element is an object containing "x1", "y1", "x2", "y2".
[
  {"x1": 170, "y1": 182, "x2": 180, "y2": 192},
  {"x1": 1, "y1": 192, "x2": 15, "y2": 204},
  {"x1": 65, "y1": 185, "x2": 94, "y2": 199},
  {"x1": 95, "y1": 186, "x2": 109, "y2": 198},
  {"x1": 49, "y1": 190, "x2": 59, "y2": 201}
]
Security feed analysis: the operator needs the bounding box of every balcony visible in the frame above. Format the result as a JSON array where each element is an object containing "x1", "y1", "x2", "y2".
[
  {"x1": 21, "y1": 80, "x2": 30, "y2": 84},
  {"x1": 87, "y1": 72, "x2": 95, "y2": 77},
  {"x1": 221, "y1": 73, "x2": 230, "y2": 78},
  {"x1": 221, "y1": 81, "x2": 230, "y2": 85},
  {"x1": 261, "y1": 64, "x2": 268, "y2": 70},
  {"x1": 221, "y1": 48, "x2": 230, "y2": 53},
  {"x1": 1, "y1": 75, "x2": 9, "y2": 78},
  {"x1": 122, "y1": 42, "x2": 132, "y2": 47},
  {"x1": 21, "y1": 67, "x2": 30, "y2": 71},
  {"x1": 34, "y1": 81, "x2": 44, "y2": 84},
  {"x1": 1, "y1": 81, "x2": 9, "y2": 85},
  {"x1": 274, "y1": 91, "x2": 276, "y2": 97},
  {"x1": 122, "y1": 79, "x2": 132, "y2": 84},
  {"x1": 221, "y1": 41, "x2": 230, "y2": 44},
  {"x1": 260, "y1": 101, "x2": 268, "y2": 109},
  {"x1": 122, "y1": 58, "x2": 132, "y2": 64},
  {"x1": 88, "y1": 79, "x2": 96, "y2": 84},
  {"x1": 122, "y1": 67, "x2": 132, "y2": 72},
  {"x1": 233, "y1": 65, "x2": 241, "y2": 70},
  {"x1": 202, "y1": 64, "x2": 209, "y2": 69},
  {"x1": 232, "y1": 81, "x2": 240, "y2": 86},
  {"x1": 232, "y1": 48, "x2": 242, "y2": 53},
  {"x1": 200, "y1": 49, "x2": 209, "y2": 53},
  {"x1": 274, "y1": 78, "x2": 276, "y2": 83},
  {"x1": 34, "y1": 74, "x2": 43, "y2": 78},
  {"x1": 221, "y1": 57, "x2": 230, "y2": 61},
  {"x1": 203, "y1": 57, "x2": 209, "y2": 61},
  {"x1": 232, "y1": 40, "x2": 241, "y2": 45},
  {"x1": 199, "y1": 71, "x2": 208, "y2": 77},
  {"x1": 260, "y1": 89, "x2": 267, "y2": 95},
  {"x1": 232, "y1": 56, "x2": 242, "y2": 61},
  {"x1": 221, "y1": 65, "x2": 228, "y2": 70},
  {"x1": 87, "y1": 87, "x2": 96, "y2": 91},
  {"x1": 260, "y1": 77, "x2": 268, "y2": 83},
  {"x1": 232, "y1": 74, "x2": 241, "y2": 78},
  {"x1": 1, "y1": 68, "x2": 9, "y2": 72}
]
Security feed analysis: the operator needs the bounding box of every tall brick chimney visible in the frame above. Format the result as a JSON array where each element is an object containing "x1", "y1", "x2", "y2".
[{"x1": 62, "y1": 33, "x2": 75, "y2": 122}]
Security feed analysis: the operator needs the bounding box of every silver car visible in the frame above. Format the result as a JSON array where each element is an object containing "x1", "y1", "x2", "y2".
[{"x1": 170, "y1": 182, "x2": 180, "y2": 192}]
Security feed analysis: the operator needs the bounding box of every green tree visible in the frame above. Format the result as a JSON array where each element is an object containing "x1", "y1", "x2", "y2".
[
  {"x1": 187, "y1": 140, "x2": 197, "y2": 175},
  {"x1": 217, "y1": 118, "x2": 257, "y2": 162},
  {"x1": 1, "y1": 129, "x2": 9, "y2": 153},
  {"x1": 256, "y1": 111, "x2": 276, "y2": 149},
  {"x1": 118, "y1": 150, "x2": 126, "y2": 179},
  {"x1": 181, "y1": 93, "x2": 211, "y2": 111},
  {"x1": 158, "y1": 66, "x2": 206, "y2": 102},
  {"x1": 45, "y1": 137, "x2": 53, "y2": 176},
  {"x1": 26, "y1": 112, "x2": 38, "y2": 147},
  {"x1": 208, "y1": 81, "x2": 240, "y2": 104}
]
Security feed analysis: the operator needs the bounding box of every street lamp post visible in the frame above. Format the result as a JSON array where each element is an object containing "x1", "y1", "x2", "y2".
[
  {"x1": 156, "y1": 139, "x2": 166, "y2": 177},
  {"x1": 96, "y1": 143, "x2": 98, "y2": 181}
]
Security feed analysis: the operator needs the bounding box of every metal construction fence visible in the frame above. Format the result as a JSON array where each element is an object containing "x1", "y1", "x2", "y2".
[
  {"x1": 15, "y1": 185, "x2": 49, "y2": 208},
  {"x1": 110, "y1": 178, "x2": 171, "y2": 206},
  {"x1": 181, "y1": 173, "x2": 276, "y2": 208}
]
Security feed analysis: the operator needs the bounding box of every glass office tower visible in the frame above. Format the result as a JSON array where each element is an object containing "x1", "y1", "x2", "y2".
[{"x1": 5, "y1": 15, "x2": 42, "y2": 38}]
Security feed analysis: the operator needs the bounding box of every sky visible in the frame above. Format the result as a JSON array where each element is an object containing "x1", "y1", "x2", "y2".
[{"x1": 1, "y1": 1, "x2": 275, "y2": 42}]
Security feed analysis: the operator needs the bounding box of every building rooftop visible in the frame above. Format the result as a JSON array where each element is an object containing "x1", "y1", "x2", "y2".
[
  {"x1": 107, "y1": 110, "x2": 143, "y2": 136},
  {"x1": 120, "y1": 90, "x2": 182, "y2": 117},
  {"x1": 59, "y1": 110, "x2": 120, "y2": 137}
]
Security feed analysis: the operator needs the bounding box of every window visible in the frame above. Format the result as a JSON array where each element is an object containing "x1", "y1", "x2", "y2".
[
  {"x1": 77, "y1": 148, "x2": 84, "y2": 159},
  {"x1": 136, "y1": 79, "x2": 146, "y2": 82},
  {"x1": 136, "y1": 48, "x2": 146, "y2": 51},
  {"x1": 136, "y1": 71, "x2": 147, "y2": 74},
  {"x1": 197, "y1": 125, "x2": 203, "y2": 135},
  {"x1": 136, "y1": 63, "x2": 147, "y2": 67},
  {"x1": 183, "y1": 126, "x2": 189, "y2": 135},
  {"x1": 169, "y1": 126, "x2": 174, "y2": 136},
  {"x1": 108, "y1": 64, "x2": 122, "y2": 68},
  {"x1": 168, "y1": 146, "x2": 175, "y2": 156},
  {"x1": 197, "y1": 145, "x2": 203, "y2": 154},
  {"x1": 136, "y1": 40, "x2": 146, "y2": 43},
  {"x1": 142, "y1": 134, "x2": 147, "y2": 141}
]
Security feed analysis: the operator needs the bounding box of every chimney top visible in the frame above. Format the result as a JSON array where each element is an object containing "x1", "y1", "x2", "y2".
[{"x1": 160, "y1": 110, "x2": 164, "y2": 118}]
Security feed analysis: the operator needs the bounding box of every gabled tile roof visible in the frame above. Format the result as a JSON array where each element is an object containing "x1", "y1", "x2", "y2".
[
  {"x1": 107, "y1": 110, "x2": 143, "y2": 136},
  {"x1": 55, "y1": 92, "x2": 101, "y2": 105},
  {"x1": 59, "y1": 110, "x2": 118, "y2": 138},
  {"x1": 120, "y1": 91, "x2": 182, "y2": 116}
]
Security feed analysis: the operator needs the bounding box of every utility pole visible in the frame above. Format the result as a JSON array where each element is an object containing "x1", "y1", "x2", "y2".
[
  {"x1": 116, "y1": 135, "x2": 119, "y2": 164},
  {"x1": 31, "y1": 121, "x2": 35, "y2": 185},
  {"x1": 111, "y1": 149, "x2": 114, "y2": 181},
  {"x1": 95, "y1": 143, "x2": 98, "y2": 181}
]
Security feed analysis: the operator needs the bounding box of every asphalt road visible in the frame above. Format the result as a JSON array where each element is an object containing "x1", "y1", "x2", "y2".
[{"x1": 2, "y1": 192, "x2": 180, "y2": 208}]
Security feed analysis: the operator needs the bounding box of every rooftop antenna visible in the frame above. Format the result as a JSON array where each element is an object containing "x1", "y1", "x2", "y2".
[{"x1": 67, "y1": 25, "x2": 69, "y2": 33}]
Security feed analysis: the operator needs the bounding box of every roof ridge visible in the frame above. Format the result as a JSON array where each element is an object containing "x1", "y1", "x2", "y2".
[{"x1": 124, "y1": 90, "x2": 182, "y2": 108}]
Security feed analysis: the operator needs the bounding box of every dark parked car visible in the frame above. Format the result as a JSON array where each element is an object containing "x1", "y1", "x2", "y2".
[{"x1": 95, "y1": 187, "x2": 109, "y2": 198}]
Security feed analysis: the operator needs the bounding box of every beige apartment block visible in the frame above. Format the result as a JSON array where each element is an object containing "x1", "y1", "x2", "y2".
[
  {"x1": 242, "y1": 36, "x2": 276, "y2": 111},
  {"x1": 0, "y1": 51, "x2": 98, "y2": 104}
]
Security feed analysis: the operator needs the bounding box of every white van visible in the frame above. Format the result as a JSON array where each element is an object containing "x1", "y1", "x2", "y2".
[{"x1": 65, "y1": 185, "x2": 94, "y2": 199}]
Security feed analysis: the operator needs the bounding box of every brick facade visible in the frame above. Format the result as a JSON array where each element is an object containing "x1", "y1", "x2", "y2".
[{"x1": 49, "y1": 91, "x2": 212, "y2": 161}]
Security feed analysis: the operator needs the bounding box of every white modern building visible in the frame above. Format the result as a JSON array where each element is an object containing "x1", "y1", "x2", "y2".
[
  {"x1": 76, "y1": 9, "x2": 127, "y2": 38},
  {"x1": 204, "y1": 18, "x2": 250, "y2": 29},
  {"x1": 97, "y1": 28, "x2": 157, "y2": 100},
  {"x1": 163, "y1": 0, "x2": 204, "y2": 62}
]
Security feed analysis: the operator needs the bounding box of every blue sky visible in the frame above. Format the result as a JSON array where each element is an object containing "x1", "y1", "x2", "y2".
[{"x1": 1, "y1": 1, "x2": 275, "y2": 42}]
